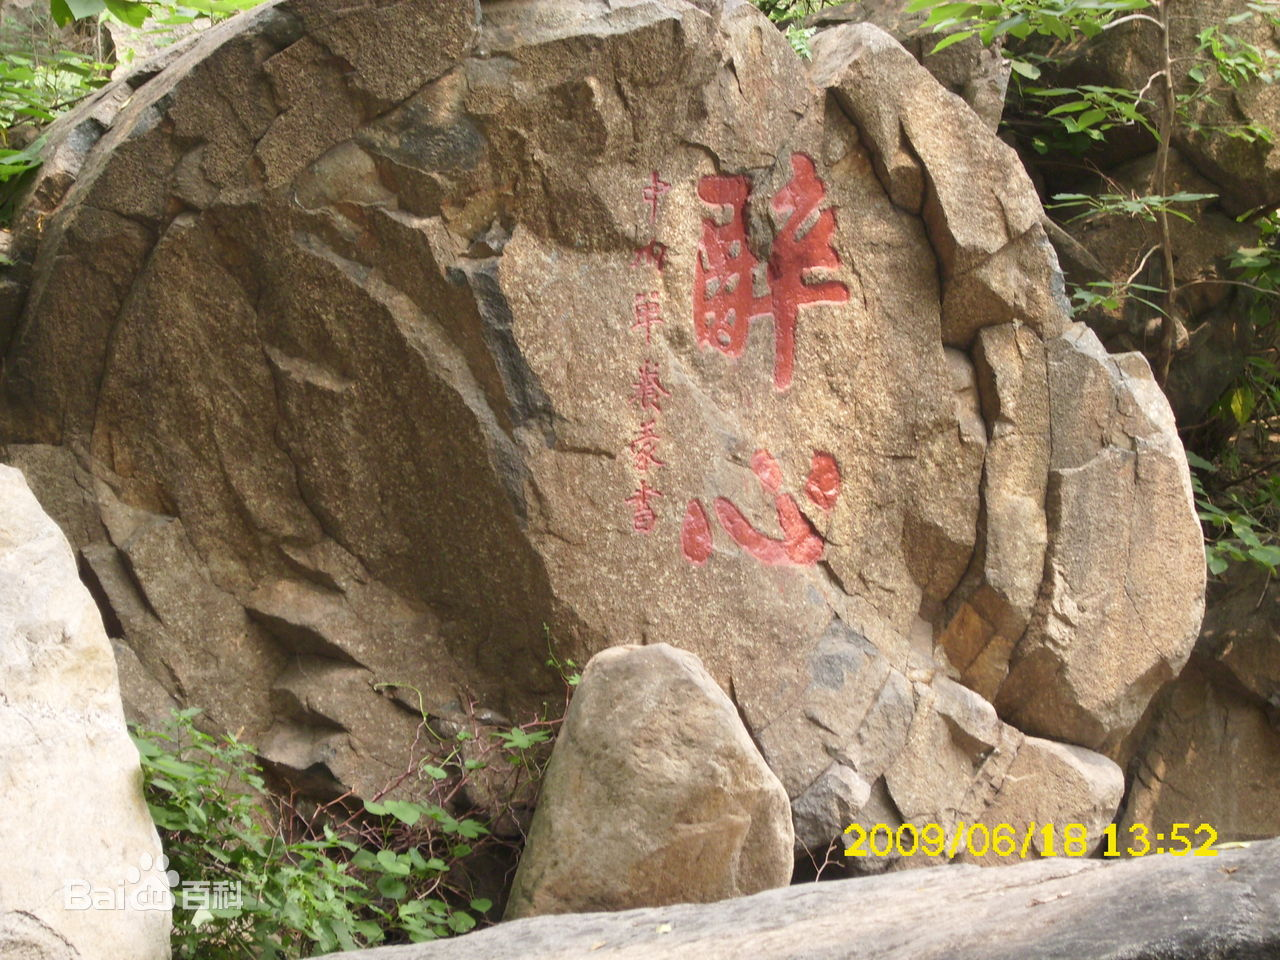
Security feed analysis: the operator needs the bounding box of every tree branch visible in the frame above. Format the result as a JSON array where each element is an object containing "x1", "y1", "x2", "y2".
[
  {"x1": 1180, "y1": 277, "x2": 1280, "y2": 297},
  {"x1": 1104, "y1": 12, "x2": 1165, "y2": 31},
  {"x1": 1153, "y1": 0, "x2": 1179, "y2": 387}
]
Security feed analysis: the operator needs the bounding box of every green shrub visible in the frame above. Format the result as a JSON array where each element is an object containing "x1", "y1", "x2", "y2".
[{"x1": 131, "y1": 705, "x2": 557, "y2": 958}]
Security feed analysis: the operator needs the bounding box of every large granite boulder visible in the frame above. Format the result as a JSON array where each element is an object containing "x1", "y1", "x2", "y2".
[
  {"x1": 0, "y1": 0, "x2": 1203, "y2": 860},
  {"x1": 0, "y1": 465, "x2": 170, "y2": 960},
  {"x1": 505, "y1": 643, "x2": 793, "y2": 918}
]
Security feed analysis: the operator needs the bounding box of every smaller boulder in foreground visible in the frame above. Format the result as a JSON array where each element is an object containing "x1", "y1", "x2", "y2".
[{"x1": 504, "y1": 643, "x2": 793, "y2": 919}]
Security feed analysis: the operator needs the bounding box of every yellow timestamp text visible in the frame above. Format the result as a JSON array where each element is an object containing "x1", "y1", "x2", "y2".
[
  {"x1": 843, "y1": 821, "x2": 1220, "y2": 859},
  {"x1": 1098, "y1": 822, "x2": 1219, "y2": 857}
]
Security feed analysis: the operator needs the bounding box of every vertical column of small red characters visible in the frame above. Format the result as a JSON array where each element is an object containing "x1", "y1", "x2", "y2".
[{"x1": 624, "y1": 172, "x2": 673, "y2": 537}]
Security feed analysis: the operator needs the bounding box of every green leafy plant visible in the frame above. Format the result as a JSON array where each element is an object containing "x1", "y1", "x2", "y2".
[
  {"x1": 905, "y1": 0, "x2": 1155, "y2": 78},
  {"x1": 543, "y1": 627, "x2": 582, "y2": 688},
  {"x1": 492, "y1": 725, "x2": 552, "y2": 782},
  {"x1": 1190, "y1": 17, "x2": 1280, "y2": 88},
  {"x1": 1048, "y1": 190, "x2": 1218, "y2": 223},
  {"x1": 751, "y1": 0, "x2": 841, "y2": 58},
  {"x1": 49, "y1": 0, "x2": 260, "y2": 29},
  {"x1": 1189, "y1": 452, "x2": 1280, "y2": 575},
  {"x1": 132, "y1": 701, "x2": 560, "y2": 958},
  {"x1": 0, "y1": 16, "x2": 111, "y2": 195},
  {"x1": 1049, "y1": 191, "x2": 1214, "y2": 322},
  {"x1": 1068, "y1": 278, "x2": 1165, "y2": 317},
  {"x1": 1230, "y1": 213, "x2": 1280, "y2": 305},
  {"x1": 1178, "y1": 11, "x2": 1280, "y2": 143},
  {"x1": 0, "y1": 0, "x2": 264, "y2": 212},
  {"x1": 906, "y1": 0, "x2": 1280, "y2": 579},
  {"x1": 1185, "y1": 212, "x2": 1280, "y2": 576},
  {"x1": 1016, "y1": 83, "x2": 1156, "y2": 152}
]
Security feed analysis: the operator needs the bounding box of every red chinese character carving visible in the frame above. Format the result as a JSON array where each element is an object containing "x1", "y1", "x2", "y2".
[
  {"x1": 693, "y1": 153, "x2": 849, "y2": 391},
  {"x1": 693, "y1": 174, "x2": 771, "y2": 361},
  {"x1": 714, "y1": 495, "x2": 824, "y2": 565},
  {"x1": 632, "y1": 240, "x2": 668, "y2": 271},
  {"x1": 642, "y1": 171, "x2": 671, "y2": 224},
  {"x1": 632, "y1": 291, "x2": 664, "y2": 343},
  {"x1": 630, "y1": 359, "x2": 672, "y2": 413},
  {"x1": 686, "y1": 449, "x2": 841, "y2": 566},
  {"x1": 681, "y1": 499, "x2": 713, "y2": 565},
  {"x1": 767, "y1": 154, "x2": 850, "y2": 391},
  {"x1": 627, "y1": 480, "x2": 663, "y2": 534},
  {"x1": 628, "y1": 419, "x2": 666, "y2": 472}
]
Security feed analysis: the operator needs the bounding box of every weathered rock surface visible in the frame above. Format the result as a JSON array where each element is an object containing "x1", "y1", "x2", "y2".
[
  {"x1": 810, "y1": 0, "x2": 1011, "y2": 130},
  {"x1": 1202, "y1": 565, "x2": 1280, "y2": 710},
  {"x1": 1123, "y1": 566, "x2": 1280, "y2": 843},
  {"x1": 318, "y1": 838, "x2": 1280, "y2": 960},
  {"x1": 505, "y1": 643, "x2": 792, "y2": 918},
  {"x1": 993, "y1": 324, "x2": 1205, "y2": 758},
  {"x1": 0, "y1": 912, "x2": 81, "y2": 960},
  {"x1": 1123, "y1": 660, "x2": 1280, "y2": 846},
  {"x1": 958, "y1": 735, "x2": 1123, "y2": 866},
  {"x1": 781, "y1": 649, "x2": 1124, "y2": 873},
  {"x1": 939, "y1": 322, "x2": 1204, "y2": 762},
  {"x1": 0, "y1": 0, "x2": 1204, "y2": 859},
  {"x1": 0, "y1": 465, "x2": 170, "y2": 960}
]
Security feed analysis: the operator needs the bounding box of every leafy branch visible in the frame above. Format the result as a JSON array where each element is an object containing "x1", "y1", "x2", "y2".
[{"x1": 906, "y1": 0, "x2": 1157, "y2": 78}]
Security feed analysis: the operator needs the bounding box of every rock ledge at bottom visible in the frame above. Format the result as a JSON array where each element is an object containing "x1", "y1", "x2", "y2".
[{"x1": 317, "y1": 837, "x2": 1280, "y2": 960}]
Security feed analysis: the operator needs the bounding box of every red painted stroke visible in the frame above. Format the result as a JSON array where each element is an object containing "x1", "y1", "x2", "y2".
[
  {"x1": 681, "y1": 499, "x2": 714, "y2": 565},
  {"x1": 805, "y1": 451, "x2": 841, "y2": 510},
  {"x1": 751, "y1": 449, "x2": 784, "y2": 493},
  {"x1": 714, "y1": 497, "x2": 789, "y2": 565},
  {"x1": 713, "y1": 493, "x2": 825, "y2": 566},
  {"x1": 693, "y1": 175, "x2": 771, "y2": 361}
]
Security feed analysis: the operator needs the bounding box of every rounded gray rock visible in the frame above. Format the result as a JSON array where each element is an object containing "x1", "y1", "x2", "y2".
[{"x1": 505, "y1": 643, "x2": 794, "y2": 918}]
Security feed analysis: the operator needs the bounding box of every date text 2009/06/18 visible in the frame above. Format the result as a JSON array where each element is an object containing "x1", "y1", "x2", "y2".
[{"x1": 843, "y1": 822, "x2": 1220, "y2": 859}]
